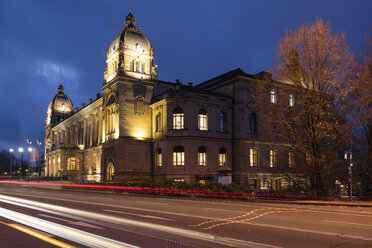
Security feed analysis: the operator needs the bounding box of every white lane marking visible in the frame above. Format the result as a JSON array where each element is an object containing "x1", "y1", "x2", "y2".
[
  {"x1": 0, "y1": 206, "x2": 139, "y2": 248},
  {"x1": 243, "y1": 221, "x2": 372, "y2": 241},
  {"x1": 137, "y1": 201, "x2": 168, "y2": 205},
  {"x1": 38, "y1": 214, "x2": 104, "y2": 229},
  {"x1": 0, "y1": 194, "x2": 275, "y2": 248},
  {"x1": 206, "y1": 208, "x2": 247, "y2": 213},
  {"x1": 104, "y1": 209, "x2": 174, "y2": 221},
  {"x1": 324, "y1": 219, "x2": 372, "y2": 227}
]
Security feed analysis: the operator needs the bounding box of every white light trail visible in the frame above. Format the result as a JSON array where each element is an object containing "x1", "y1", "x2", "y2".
[
  {"x1": 0, "y1": 206, "x2": 139, "y2": 248},
  {"x1": 0, "y1": 194, "x2": 266, "y2": 248}
]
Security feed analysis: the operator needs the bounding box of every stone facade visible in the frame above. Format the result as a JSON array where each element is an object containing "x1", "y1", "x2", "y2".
[{"x1": 45, "y1": 13, "x2": 296, "y2": 190}]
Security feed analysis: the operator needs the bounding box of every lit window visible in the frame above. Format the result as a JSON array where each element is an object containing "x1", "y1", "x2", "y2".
[
  {"x1": 173, "y1": 146, "x2": 184, "y2": 166},
  {"x1": 270, "y1": 90, "x2": 276, "y2": 103},
  {"x1": 250, "y1": 113, "x2": 256, "y2": 134},
  {"x1": 155, "y1": 113, "x2": 161, "y2": 132},
  {"x1": 306, "y1": 153, "x2": 311, "y2": 162},
  {"x1": 173, "y1": 108, "x2": 184, "y2": 129},
  {"x1": 198, "y1": 146, "x2": 207, "y2": 166},
  {"x1": 199, "y1": 179, "x2": 206, "y2": 185},
  {"x1": 218, "y1": 148, "x2": 226, "y2": 166},
  {"x1": 174, "y1": 178, "x2": 184, "y2": 182},
  {"x1": 250, "y1": 148, "x2": 258, "y2": 167},
  {"x1": 289, "y1": 94, "x2": 295, "y2": 107},
  {"x1": 198, "y1": 109, "x2": 207, "y2": 130},
  {"x1": 67, "y1": 157, "x2": 80, "y2": 171},
  {"x1": 270, "y1": 150, "x2": 278, "y2": 167},
  {"x1": 219, "y1": 112, "x2": 226, "y2": 132},
  {"x1": 157, "y1": 149, "x2": 162, "y2": 167},
  {"x1": 141, "y1": 63, "x2": 145, "y2": 73},
  {"x1": 106, "y1": 162, "x2": 114, "y2": 181},
  {"x1": 289, "y1": 152, "x2": 294, "y2": 168}
]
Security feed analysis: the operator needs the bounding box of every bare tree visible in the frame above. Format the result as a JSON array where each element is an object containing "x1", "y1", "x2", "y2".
[
  {"x1": 255, "y1": 19, "x2": 354, "y2": 195},
  {"x1": 350, "y1": 34, "x2": 372, "y2": 194}
]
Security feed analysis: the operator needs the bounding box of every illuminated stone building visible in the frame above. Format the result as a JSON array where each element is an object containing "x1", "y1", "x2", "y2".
[{"x1": 45, "y1": 13, "x2": 295, "y2": 190}]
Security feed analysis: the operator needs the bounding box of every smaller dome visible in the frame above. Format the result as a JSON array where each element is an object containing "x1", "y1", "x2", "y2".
[{"x1": 48, "y1": 84, "x2": 74, "y2": 114}]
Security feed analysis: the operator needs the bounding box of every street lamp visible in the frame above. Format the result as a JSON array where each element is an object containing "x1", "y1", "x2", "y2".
[
  {"x1": 18, "y1": 147, "x2": 24, "y2": 179},
  {"x1": 9, "y1": 148, "x2": 14, "y2": 178}
]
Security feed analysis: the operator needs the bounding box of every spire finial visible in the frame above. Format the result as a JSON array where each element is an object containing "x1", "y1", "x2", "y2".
[{"x1": 125, "y1": 12, "x2": 136, "y2": 28}]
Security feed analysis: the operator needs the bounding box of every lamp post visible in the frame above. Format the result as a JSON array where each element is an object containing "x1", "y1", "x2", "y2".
[
  {"x1": 18, "y1": 147, "x2": 24, "y2": 180},
  {"x1": 9, "y1": 148, "x2": 14, "y2": 178},
  {"x1": 36, "y1": 139, "x2": 42, "y2": 178},
  {"x1": 28, "y1": 147, "x2": 32, "y2": 179},
  {"x1": 26, "y1": 139, "x2": 32, "y2": 179}
]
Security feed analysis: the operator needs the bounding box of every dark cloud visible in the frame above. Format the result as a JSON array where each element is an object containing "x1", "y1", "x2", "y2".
[{"x1": 0, "y1": 0, "x2": 371, "y2": 150}]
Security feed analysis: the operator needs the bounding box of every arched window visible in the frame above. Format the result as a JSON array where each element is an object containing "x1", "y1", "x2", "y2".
[
  {"x1": 106, "y1": 162, "x2": 115, "y2": 181},
  {"x1": 135, "y1": 61, "x2": 140, "y2": 72},
  {"x1": 270, "y1": 150, "x2": 278, "y2": 167},
  {"x1": 198, "y1": 109, "x2": 207, "y2": 130},
  {"x1": 135, "y1": 96, "x2": 144, "y2": 115},
  {"x1": 156, "y1": 148, "x2": 162, "y2": 167},
  {"x1": 218, "y1": 112, "x2": 226, "y2": 132},
  {"x1": 250, "y1": 148, "x2": 258, "y2": 167},
  {"x1": 155, "y1": 113, "x2": 161, "y2": 132},
  {"x1": 67, "y1": 157, "x2": 80, "y2": 171},
  {"x1": 173, "y1": 108, "x2": 184, "y2": 130},
  {"x1": 198, "y1": 146, "x2": 207, "y2": 166},
  {"x1": 141, "y1": 62, "x2": 145, "y2": 73},
  {"x1": 107, "y1": 95, "x2": 116, "y2": 106},
  {"x1": 173, "y1": 146, "x2": 184, "y2": 166},
  {"x1": 218, "y1": 148, "x2": 226, "y2": 166},
  {"x1": 250, "y1": 113, "x2": 256, "y2": 134}
]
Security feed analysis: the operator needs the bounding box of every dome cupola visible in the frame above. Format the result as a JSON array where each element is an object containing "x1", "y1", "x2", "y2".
[
  {"x1": 104, "y1": 13, "x2": 157, "y2": 82},
  {"x1": 46, "y1": 84, "x2": 74, "y2": 126}
]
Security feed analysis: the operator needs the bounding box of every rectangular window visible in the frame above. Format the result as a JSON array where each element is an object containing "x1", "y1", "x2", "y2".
[
  {"x1": 155, "y1": 113, "x2": 161, "y2": 132},
  {"x1": 173, "y1": 151, "x2": 184, "y2": 166},
  {"x1": 250, "y1": 149, "x2": 258, "y2": 167},
  {"x1": 173, "y1": 113, "x2": 184, "y2": 129},
  {"x1": 157, "y1": 151, "x2": 162, "y2": 167},
  {"x1": 289, "y1": 152, "x2": 294, "y2": 168},
  {"x1": 198, "y1": 114, "x2": 207, "y2": 130},
  {"x1": 135, "y1": 61, "x2": 140, "y2": 72},
  {"x1": 130, "y1": 60, "x2": 134, "y2": 71},
  {"x1": 289, "y1": 94, "x2": 295, "y2": 107},
  {"x1": 199, "y1": 179, "x2": 206, "y2": 185},
  {"x1": 270, "y1": 90, "x2": 276, "y2": 103},
  {"x1": 198, "y1": 152, "x2": 207, "y2": 166},
  {"x1": 219, "y1": 152, "x2": 226, "y2": 166},
  {"x1": 174, "y1": 178, "x2": 184, "y2": 182},
  {"x1": 270, "y1": 150, "x2": 278, "y2": 167},
  {"x1": 219, "y1": 112, "x2": 226, "y2": 132}
]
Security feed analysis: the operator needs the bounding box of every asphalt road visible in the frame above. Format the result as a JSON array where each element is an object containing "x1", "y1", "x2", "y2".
[{"x1": 0, "y1": 185, "x2": 371, "y2": 248}]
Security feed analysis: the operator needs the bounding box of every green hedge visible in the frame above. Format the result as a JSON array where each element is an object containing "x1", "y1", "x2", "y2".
[{"x1": 93, "y1": 176, "x2": 252, "y2": 193}]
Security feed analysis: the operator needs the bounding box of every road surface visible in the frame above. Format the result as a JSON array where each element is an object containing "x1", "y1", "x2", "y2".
[{"x1": 0, "y1": 185, "x2": 371, "y2": 248}]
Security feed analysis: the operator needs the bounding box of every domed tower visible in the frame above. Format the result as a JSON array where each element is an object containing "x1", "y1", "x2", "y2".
[
  {"x1": 46, "y1": 84, "x2": 74, "y2": 127},
  {"x1": 103, "y1": 12, "x2": 157, "y2": 83}
]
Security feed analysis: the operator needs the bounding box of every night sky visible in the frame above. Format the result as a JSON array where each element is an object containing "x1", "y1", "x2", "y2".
[{"x1": 0, "y1": 0, "x2": 371, "y2": 152}]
